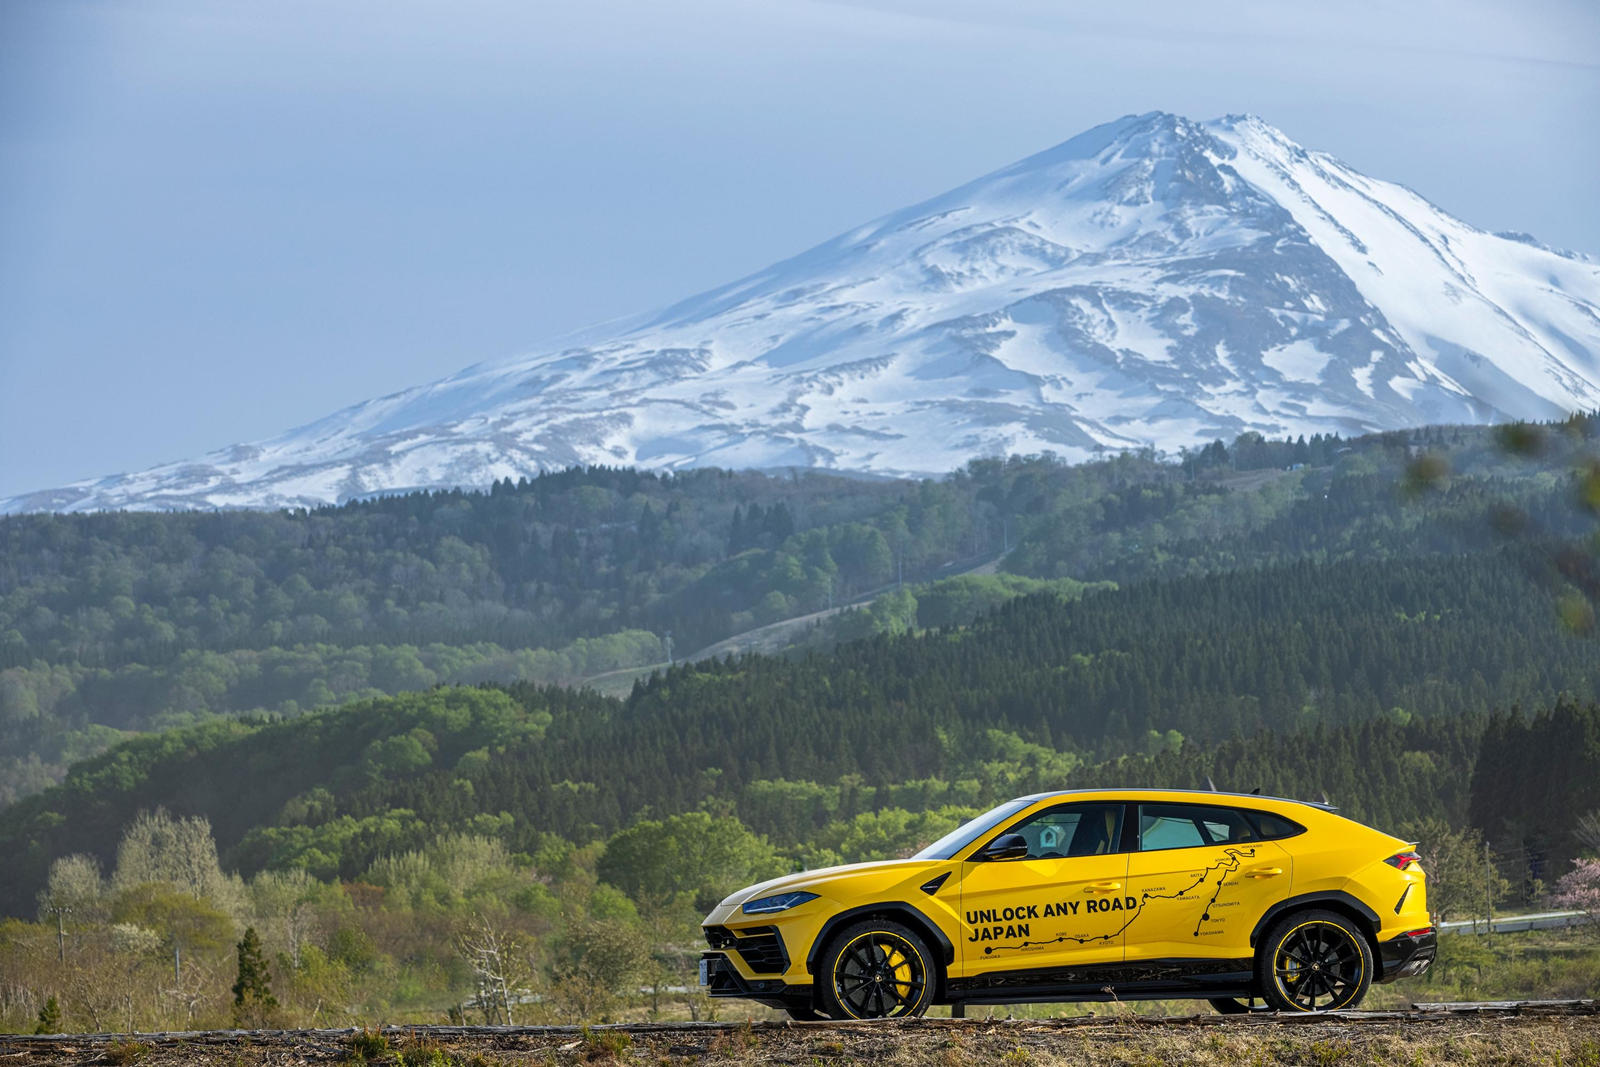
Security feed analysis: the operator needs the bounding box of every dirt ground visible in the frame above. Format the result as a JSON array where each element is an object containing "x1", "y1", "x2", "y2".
[{"x1": 5, "y1": 1008, "x2": 1600, "y2": 1067}]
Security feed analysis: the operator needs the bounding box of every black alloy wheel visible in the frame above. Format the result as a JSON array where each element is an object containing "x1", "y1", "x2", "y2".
[
  {"x1": 1257, "y1": 909, "x2": 1373, "y2": 1012},
  {"x1": 817, "y1": 919, "x2": 935, "y2": 1020}
]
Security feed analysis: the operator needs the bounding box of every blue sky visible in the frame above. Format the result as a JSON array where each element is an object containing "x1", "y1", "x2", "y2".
[{"x1": 2, "y1": 0, "x2": 1597, "y2": 497}]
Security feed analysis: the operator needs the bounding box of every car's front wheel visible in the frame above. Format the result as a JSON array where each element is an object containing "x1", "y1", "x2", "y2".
[
  {"x1": 816, "y1": 918, "x2": 936, "y2": 1020},
  {"x1": 1256, "y1": 909, "x2": 1373, "y2": 1012}
]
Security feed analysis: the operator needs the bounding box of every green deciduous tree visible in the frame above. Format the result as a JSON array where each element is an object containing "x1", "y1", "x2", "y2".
[
  {"x1": 112, "y1": 884, "x2": 235, "y2": 985},
  {"x1": 112, "y1": 809, "x2": 232, "y2": 904},
  {"x1": 548, "y1": 918, "x2": 650, "y2": 1023},
  {"x1": 1398, "y1": 817, "x2": 1508, "y2": 924},
  {"x1": 598, "y1": 812, "x2": 779, "y2": 913}
]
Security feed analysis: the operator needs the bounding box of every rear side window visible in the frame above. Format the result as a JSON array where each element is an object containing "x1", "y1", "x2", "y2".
[
  {"x1": 1246, "y1": 810, "x2": 1306, "y2": 840},
  {"x1": 1140, "y1": 809, "x2": 1207, "y2": 849},
  {"x1": 1138, "y1": 804, "x2": 1260, "y2": 850}
]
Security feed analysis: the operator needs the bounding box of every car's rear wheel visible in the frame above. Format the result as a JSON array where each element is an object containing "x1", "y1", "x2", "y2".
[
  {"x1": 816, "y1": 919, "x2": 936, "y2": 1020},
  {"x1": 1256, "y1": 909, "x2": 1373, "y2": 1013}
]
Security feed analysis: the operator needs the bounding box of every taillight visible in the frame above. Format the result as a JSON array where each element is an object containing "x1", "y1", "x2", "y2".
[{"x1": 1385, "y1": 850, "x2": 1421, "y2": 871}]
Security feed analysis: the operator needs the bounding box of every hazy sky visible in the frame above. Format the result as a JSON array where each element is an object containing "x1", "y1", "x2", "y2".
[{"x1": 2, "y1": 0, "x2": 1597, "y2": 498}]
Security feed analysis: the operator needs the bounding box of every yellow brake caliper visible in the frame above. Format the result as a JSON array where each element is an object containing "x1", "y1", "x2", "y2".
[
  {"x1": 884, "y1": 943, "x2": 913, "y2": 1010},
  {"x1": 1279, "y1": 940, "x2": 1310, "y2": 1003}
]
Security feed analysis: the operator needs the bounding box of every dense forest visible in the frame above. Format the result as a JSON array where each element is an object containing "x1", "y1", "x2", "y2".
[
  {"x1": 5, "y1": 419, "x2": 1600, "y2": 804},
  {"x1": 3, "y1": 420, "x2": 1600, "y2": 1031},
  {"x1": 3, "y1": 541, "x2": 1596, "y2": 916}
]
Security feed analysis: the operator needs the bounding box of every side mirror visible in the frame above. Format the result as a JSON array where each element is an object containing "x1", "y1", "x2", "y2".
[{"x1": 980, "y1": 833, "x2": 1029, "y2": 862}]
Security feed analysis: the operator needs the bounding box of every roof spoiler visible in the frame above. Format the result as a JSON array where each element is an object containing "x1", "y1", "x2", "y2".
[{"x1": 1203, "y1": 776, "x2": 1338, "y2": 811}]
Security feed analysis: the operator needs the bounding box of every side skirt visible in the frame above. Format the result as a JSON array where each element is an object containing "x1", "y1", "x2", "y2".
[{"x1": 946, "y1": 958, "x2": 1255, "y2": 1004}]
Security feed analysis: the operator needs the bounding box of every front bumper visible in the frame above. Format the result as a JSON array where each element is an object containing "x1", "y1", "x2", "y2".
[
  {"x1": 700, "y1": 953, "x2": 812, "y2": 1011},
  {"x1": 704, "y1": 924, "x2": 790, "y2": 975},
  {"x1": 1376, "y1": 927, "x2": 1437, "y2": 982},
  {"x1": 700, "y1": 924, "x2": 812, "y2": 1012}
]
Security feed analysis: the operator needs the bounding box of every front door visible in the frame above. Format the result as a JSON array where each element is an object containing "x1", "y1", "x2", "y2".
[
  {"x1": 956, "y1": 802, "x2": 1131, "y2": 979},
  {"x1": 1122, "y1": 802, "x2": 1293, "y2": 963}
]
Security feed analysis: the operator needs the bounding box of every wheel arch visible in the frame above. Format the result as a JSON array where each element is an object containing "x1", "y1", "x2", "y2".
[
  {"x1": 805, "y1": 902, "x2": 954, "y2": 995},
  {"x1": 1250, "y1": 891, "x2": 1382, "y2": 960}
]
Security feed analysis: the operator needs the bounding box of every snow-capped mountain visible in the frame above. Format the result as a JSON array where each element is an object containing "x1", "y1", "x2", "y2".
[{"x1": 9, "y1": 111, "x2": 1600, "y2": 513}]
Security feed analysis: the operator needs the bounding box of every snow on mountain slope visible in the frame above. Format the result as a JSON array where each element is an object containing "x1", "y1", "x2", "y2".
[{"x1": 8, "y1": 112, "x2": 1600, "y2": 513}]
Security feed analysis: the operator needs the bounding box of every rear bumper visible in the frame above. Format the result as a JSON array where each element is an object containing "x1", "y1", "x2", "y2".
[
  {"x1": 700, "y1": 953, "x2": 813, "y2": 1011},
  {"x1": 1376, "y1": 927, "x2": 1437, "y2": 982}
]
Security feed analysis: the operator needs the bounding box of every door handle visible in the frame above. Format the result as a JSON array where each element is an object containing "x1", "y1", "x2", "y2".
[
  {"x1": 1086, "y1": 881, "x2": 1123, "y2": 892},
  {"x1": 1246, "y1": 866, "x2": 1284, "y2": 878}
]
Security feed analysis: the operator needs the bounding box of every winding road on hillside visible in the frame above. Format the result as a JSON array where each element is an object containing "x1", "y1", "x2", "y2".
[{"x1": 579, "y1": 550, "x2": 1006, "y2": 696}]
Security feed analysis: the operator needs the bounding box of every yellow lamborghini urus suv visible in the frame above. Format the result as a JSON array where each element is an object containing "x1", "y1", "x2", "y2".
[{"x1": 700, "y1": 789, "x2": 1435, "y2": 1017}]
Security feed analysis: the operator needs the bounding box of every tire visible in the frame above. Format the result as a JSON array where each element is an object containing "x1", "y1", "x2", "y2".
[
  {"x1": 1256, "y1": 909, "x2": 1373, "y2": 1013},
  {"x1": 816, "y1": 918, "x2": 937, "y2": 1020}
]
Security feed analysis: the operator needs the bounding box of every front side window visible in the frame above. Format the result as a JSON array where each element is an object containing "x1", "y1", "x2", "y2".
[
  {"x1": 999, "y1": 803, "x2": 1126, "y2": 859},
  {"x1": 1138, "y1": 804, "x2": 1260, "y2": 851},
  {"x1": 913, "y1": 797, "x2": 1036, "y2": 860}
]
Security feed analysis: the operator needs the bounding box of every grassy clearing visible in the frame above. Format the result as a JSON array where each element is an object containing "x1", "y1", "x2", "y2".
[
  {"x1": 1374, "y1": 929, "x2": 1600, "y2": 1006},
  {"x1": 5, "y1": 1016, "x2": 1600, "y2": 1067},
  {"x1": 894, "y1": 929, "x2": 1600, "y2": 1020}
]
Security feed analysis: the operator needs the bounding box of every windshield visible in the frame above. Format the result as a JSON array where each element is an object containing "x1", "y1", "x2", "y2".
[{"x1": 912, "y1": 797, "x2": 1036, "y2": 860}]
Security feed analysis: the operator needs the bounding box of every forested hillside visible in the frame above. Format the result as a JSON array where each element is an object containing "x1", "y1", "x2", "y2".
[
  {"x1": 4, "y1": 541, "x2": 1595, "y2": 915},
  {"x1": 5, "y1": 419, "x2": 1599, "y2": 804},
  {"x1": 5, "y1": 422, "x2": 1600, "y2": 1032}
]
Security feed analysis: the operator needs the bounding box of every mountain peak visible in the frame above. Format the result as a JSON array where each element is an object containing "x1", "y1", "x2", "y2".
[
  {"x1": 6, "y1": 114, "x2": 1599, "y2": 514},
  {"x1": 1009, "y1": 110, "x2": 1213, "y2": 170},
  {"x1": 1210, "y1": 111, "x2": 1275, "y2": 132}
]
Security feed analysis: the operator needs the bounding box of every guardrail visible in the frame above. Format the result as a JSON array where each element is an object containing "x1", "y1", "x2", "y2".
[{"x1": 1438, "y1": 910, "x2": 1591, "y2": 935}]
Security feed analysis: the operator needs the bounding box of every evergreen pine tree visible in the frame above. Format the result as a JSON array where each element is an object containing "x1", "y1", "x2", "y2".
[
  {"x1": 231, "y1": 926, "x2": 278, "y2": 1026},
  {"x1": 33, "y1": 995, "x2": 61, "y2": 1034}
]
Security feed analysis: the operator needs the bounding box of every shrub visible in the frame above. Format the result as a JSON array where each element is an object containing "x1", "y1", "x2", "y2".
[
  {"x1": 104, "y1": 1040, "x2": 153, "y2": 1066},
  {"x1": 347, "y1": 1028, "x2": 390, "y2": 1062}
]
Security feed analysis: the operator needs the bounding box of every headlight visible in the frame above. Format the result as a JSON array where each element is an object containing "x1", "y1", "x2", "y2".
[{"x1": 741, "y1": 891, "x2": 818, "y2": 915}]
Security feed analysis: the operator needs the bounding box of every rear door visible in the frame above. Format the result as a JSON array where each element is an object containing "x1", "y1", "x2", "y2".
[{"x1": 1122, "y1": 803, "x2": 1292, "y2": 963}]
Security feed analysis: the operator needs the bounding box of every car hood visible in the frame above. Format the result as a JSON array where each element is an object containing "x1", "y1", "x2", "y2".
[{"x1": 718, "y1": 858, "x2": 937, "y2": 907}]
